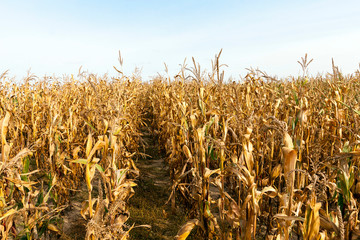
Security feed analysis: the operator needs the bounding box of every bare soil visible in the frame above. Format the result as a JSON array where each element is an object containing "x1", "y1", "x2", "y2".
[
  {"x1": 60, "y1": 178, "x2": 89, "y2": 239},
  {"x1": 128, "y1": 131, "x2": 189, "y2": 240}
]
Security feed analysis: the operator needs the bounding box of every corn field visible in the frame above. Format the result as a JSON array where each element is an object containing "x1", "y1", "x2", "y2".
[
  {"x1": 1, "y1": 54, "x2": 360, "y2": 239},
  {"x1": 0, "y1": 71, "x2": 146, "y2": 239}
]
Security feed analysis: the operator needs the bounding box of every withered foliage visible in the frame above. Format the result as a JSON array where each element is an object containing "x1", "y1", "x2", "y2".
[
  {"x1": 0, "y1": 72, "x2": 145, "y2": 239},
  {"x1": 1, "y1": 54, "x2": 360, "y2": 240},
  {"x1": 149, "y1": 54, "x2": 360, "y2": 239}
]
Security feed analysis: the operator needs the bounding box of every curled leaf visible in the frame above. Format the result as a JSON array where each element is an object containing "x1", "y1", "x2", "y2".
[
  {"x1": 175, "y1": 219, "x2": 202, "y2": 240},
  {"x1": 204, "y1": 168, "x2": 220, "y2": 179}
]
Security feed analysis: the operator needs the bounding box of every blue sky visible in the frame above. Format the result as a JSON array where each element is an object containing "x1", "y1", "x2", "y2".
[{"x1": 1, "y1": 0, "x2": 360, "y2": 80}]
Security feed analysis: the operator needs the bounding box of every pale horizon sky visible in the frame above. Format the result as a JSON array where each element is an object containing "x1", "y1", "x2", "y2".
[{"x1": 1, "y1": 0, "x2": 360, "y2": 81}]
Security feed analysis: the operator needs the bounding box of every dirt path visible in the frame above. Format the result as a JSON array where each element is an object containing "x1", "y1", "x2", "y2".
[
  {"x1": 60, "y1": 126, "x2": 187, "y2": 240},
  {"x1": 61, "y1": 184, "x2": 87, "y2": 240},
  {"x1": 128, "y1": 131, "x2": 187, "y2": 240}
]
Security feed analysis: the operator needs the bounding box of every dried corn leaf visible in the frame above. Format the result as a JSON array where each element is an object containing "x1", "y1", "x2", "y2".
[{"x1": 175, "y1": 219, "x2": 202, "y2": 240}]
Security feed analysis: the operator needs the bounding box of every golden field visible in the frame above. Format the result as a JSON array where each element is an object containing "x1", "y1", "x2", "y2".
[{"x1": 1, "y1": 55, "x2": 360, "y2": 239}]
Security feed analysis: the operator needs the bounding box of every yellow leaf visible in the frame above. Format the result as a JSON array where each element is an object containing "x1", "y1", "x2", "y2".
[
  {"x1": 271, "y1": 164, "x2": 282, "y2": 180},
  {"x1": 47, "y1": 223, "x2": 60, "y2": 232},
  {"x1": 283, "y1": 132, "x2": 294, "y2": 149},
  {"x1": 1, "y1": 112, "x2": 11, "y2": 146},
  {"x1": 86, "y1": 163, "x2": 92, "y2": 191},
  {"x1": 86, "y1": 133, "x2": 93, "y2": 158},
  {"x1": 0, "y1": 209, "x2": 17, "y2": 221},
  {"x1": 5, "y1": 177, "x2": 37, "y2": 187},
  {"x1": 87, "y1": 140, "x2": 105, "y2": 163},
  {"x1": 260, "y1": 186, "x2": 277, "y2": 198},
  {"x1": 182, "y1": 145, "x2": 192, "y2": 162},
  {"x1": 103, "y1": 119, "x2": 109, "y2": 134},
  {"x1": 175, "y1": 219, "x2": 201, "y2": 240},
  {"x1": 303, "y1": 201, "x2": 321, "y2": 240},
  {"x1": 204, "y1": 168, "x2": 220, "y2": 179}
]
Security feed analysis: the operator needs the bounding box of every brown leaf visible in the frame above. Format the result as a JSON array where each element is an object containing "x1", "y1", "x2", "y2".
[
  {"x1": 273, "y1": 213, "x2": 304, "y2": 222},
  {"x1": 282, "y1": 147, "x2": 297, "y2": 191}
]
